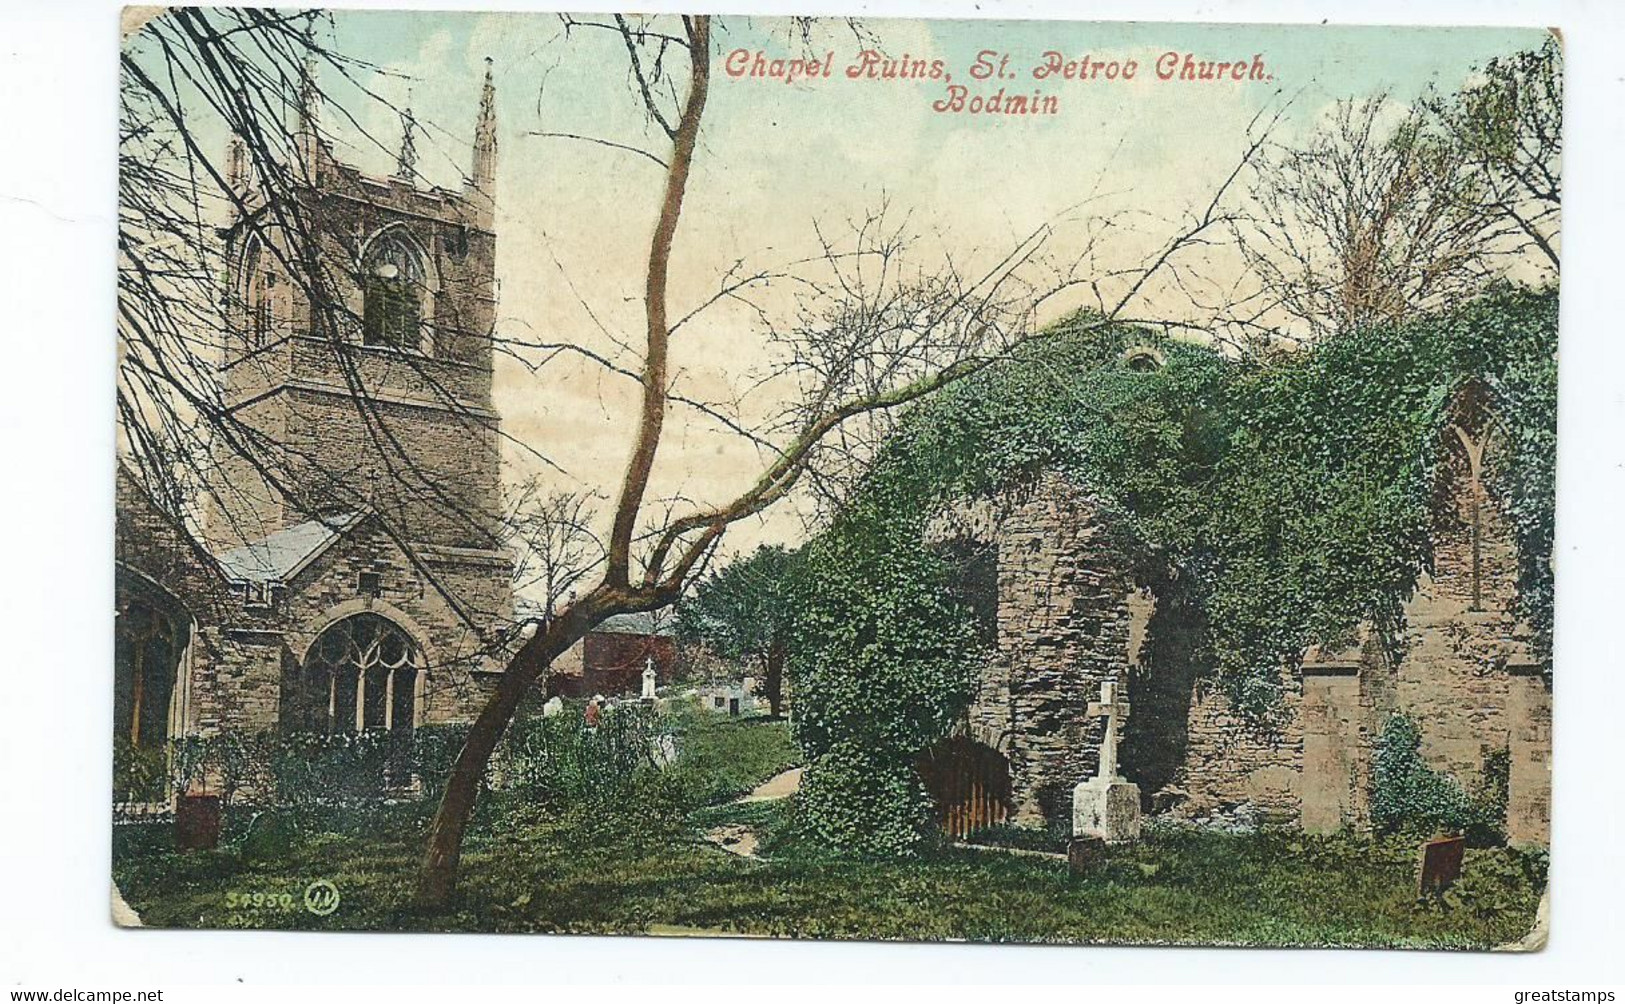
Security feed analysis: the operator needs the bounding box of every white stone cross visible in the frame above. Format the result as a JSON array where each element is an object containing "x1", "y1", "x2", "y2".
[
  {"x1": 1086, "y1": 676, "x2": 1131, "y2": 782},
  {"x1": 641, "y1": 656, "x2": 657, "y2": 700}
]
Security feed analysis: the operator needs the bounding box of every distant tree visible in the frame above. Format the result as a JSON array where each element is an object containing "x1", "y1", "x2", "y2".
[
  {"x1": 677, "y1": 544, "x2": 804, "y2": 716},
  {"x1": 504, "y1": 480, "x2": 605, "y2": 621}
]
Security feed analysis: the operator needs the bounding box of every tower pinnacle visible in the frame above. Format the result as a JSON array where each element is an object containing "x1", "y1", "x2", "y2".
[
  {"x1": 396, "y1": 90, "x2": 418, "y2": 183},
  {"x1": 469, "y1": 57, "x2": 497, "y2": 223}
]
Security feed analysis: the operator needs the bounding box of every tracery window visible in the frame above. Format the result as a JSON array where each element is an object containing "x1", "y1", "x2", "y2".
[{"x1": 294, "y1": 614, "x2": 421, "y2": 734}]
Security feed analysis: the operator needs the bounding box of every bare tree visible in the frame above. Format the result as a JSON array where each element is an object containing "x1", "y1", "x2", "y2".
[
  {"x1": 413, "y1": 13, "x2": 1284, "y2": 906},
  {"x1": 1418, "y1": 35, "x2": 1561, "y2": 273},
  {"x1": 1236, "y1": 95, "x2": 1496, "y2": 342},
  {"x1": 503, "y1": 480, "x2": 605, "y2": 621}
]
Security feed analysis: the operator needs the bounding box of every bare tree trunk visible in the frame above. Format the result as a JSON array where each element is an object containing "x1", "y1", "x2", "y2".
[
  {"x1": 415, "y1": 593, "x2": 608, "y2": 907},
  {"x1": 417, "y1": 17, "x2": 713, "y2": 908}
]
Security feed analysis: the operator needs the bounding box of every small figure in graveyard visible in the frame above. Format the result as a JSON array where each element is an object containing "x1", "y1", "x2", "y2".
[{"x1": 584, "y1": 697, "x2": 602, "y2": 729}]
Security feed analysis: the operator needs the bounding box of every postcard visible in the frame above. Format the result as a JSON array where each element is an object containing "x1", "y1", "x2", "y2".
[{"x1": 113, "y1": 7, "x2": 1557, "y2": 947}]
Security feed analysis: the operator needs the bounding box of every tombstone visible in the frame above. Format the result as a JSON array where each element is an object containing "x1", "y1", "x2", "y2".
[
  {"x1": 1072, "y1": 677, "x2": 1141, "y2": 844},
  {"x1": 1067, "y1": 834, "x2": 1108, "y2": 875},
  {"x1": 1419, "y1": 835, "x2": 1465, "y2": 896},
  {"x1": 174, "y1": 794, "x2": 222, "y2": 851},
  {"x1": 650, "y1": 732, "x2": 679, "y2": 767},
  {"x1": 541, "y1": 696, "x2": 564, "y2": 718},
  {"x1": 642, "y1": 657, "x2": 657, "y2": 701},
  {"x1": 240, "y1": 808, "x2": 301, "y2": 862}
]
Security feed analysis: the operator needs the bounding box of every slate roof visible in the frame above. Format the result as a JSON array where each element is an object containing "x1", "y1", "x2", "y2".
[{"x1": 216, "y1": 512, "x2": 367, "y2": 583}]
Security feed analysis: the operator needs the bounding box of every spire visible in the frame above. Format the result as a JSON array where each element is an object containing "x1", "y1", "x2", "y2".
[
  {"x1": 294, "y1": 46, "x2": 323, "y2": 183},
  {"x1": 395, "y1": 90, "x2": 418, "y2": 183},
  {"x1": 469, "y1": 57, "x2": 497, "y2": 221}
]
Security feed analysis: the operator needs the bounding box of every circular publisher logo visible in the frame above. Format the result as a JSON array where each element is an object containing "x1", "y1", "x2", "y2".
[{"x1": 303, "y1": 879, "x2": 341, "y2": 917}]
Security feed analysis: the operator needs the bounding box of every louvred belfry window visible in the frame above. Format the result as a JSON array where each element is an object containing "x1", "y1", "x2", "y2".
[{"x1": 361, "y1": 233, "x2": 425, "y2": 350}]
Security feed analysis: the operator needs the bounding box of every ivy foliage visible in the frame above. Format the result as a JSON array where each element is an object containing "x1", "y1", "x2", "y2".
[
  {"x1": 789, "y1": 287, "x2": 1555, "y2": 853},
  {"x1": 1371, "y1": 714, "x2": 1510, "y2": 846}
]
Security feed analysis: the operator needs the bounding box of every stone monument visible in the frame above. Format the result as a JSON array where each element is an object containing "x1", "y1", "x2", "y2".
[
  {"x1": 1073, "y1": 676, "x2": 1141, "y2": 844},
  {"x1": 642, "y1": 657, "x2": 658, "y2": 701}
]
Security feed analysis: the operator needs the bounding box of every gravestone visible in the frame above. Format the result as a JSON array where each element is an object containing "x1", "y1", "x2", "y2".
[
  {"x1": 1419, "y1": 835, "x2": 1465, "y2": 895},
  {"x1": 1067, "y1": 833, "x2": 1108, "y2": 875},
  {"x1": 240, "y1": 808, "x2": 302, "y2": 862},
  {"x1": 651, "y1": 732, "x2": 679, "y2": 767},
  {"x1": 174, "y1": 794, "x2": 222, "y2": 851},
  {"x1": 642, "y1": 657, "x2": 657, "y2": 701},
  {"x1": 1072, "y1": 677, "x2": 1141, "y2": 844}
]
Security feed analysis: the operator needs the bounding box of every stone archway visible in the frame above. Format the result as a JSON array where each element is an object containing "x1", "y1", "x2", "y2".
[
  {"x1": 917, "y1": 736, "x2": 1013, "y2": 839},
  {"x1": 114, "y1": 570, "x2": 193, "y2": 803},
  {"x1": 114, "y1": 572, "x2": 191, "y2": 752}
]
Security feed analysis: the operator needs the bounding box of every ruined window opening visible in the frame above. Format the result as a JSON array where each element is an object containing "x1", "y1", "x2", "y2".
[
  {"x1": 358, "y1": 571, "x2": 382, "y2": 598},
  {"x1": 1439, "y1": 379, "x2": 1501, "y2": 613}
]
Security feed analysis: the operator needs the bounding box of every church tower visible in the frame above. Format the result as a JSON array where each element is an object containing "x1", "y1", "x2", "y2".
[{"x1": 211, "y1": 63, "x2": 505, "y2": 559}]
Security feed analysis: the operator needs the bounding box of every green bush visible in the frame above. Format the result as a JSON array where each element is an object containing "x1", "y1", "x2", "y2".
[
  {"x1": 112, "y1": 740, "x2": 168, "y2": 802},
  {"x1": 495, "y1": 703, "x2": 660, "y2": 808},
  {"x1": 1371, "y1": 714, "x2": 1507, "y2": 845}
]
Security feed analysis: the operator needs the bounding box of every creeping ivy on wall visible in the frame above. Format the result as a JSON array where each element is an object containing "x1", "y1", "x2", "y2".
[{"x1": 789, "y1": 287, "x2": 1556, "y2": 853}]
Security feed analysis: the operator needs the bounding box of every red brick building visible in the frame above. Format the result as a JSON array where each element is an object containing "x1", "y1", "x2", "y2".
[{"x1": 545, "y1": 612, "x2": 678, "y2": 698}]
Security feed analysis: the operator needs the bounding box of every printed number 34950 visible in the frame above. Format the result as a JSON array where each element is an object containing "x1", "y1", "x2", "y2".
[{"x1": 226, "y1": 891, "x2": 295, "y2": 910}]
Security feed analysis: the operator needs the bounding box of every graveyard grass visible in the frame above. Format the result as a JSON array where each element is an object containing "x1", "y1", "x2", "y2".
[{"x1": 113, "y1": 713, "x2": 1545, "y2": 948}]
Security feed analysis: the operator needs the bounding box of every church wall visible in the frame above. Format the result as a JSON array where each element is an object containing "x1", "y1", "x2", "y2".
[
  {"x1": 280, "y1": 520, "x2": 510, "y2": 728},
  {"x1": 300, "y1": 180, "x2": 497, "y2": 372},
  {"x1": 279, "y1": 387, "x2": 504, "y2": 550},
  {"x1": 1161, "y1": 673, "x2": 1304, "y2": 826},
  {"x1": 1505, "y1": 669, "x2": 1553, "y2": 846}
]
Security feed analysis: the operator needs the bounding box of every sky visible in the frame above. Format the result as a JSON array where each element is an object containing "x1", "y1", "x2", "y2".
[{"x1": 130, "y1": 10, "x2": 1553, "y2": 574}]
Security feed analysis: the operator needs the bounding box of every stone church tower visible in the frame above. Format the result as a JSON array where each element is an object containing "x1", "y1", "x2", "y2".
[
  {"x1": 115, "y1": 63, "x2": 514, "y2": 781},
  {"x1": 211, "y1": 60, "x2": 503, "y2": 556}
]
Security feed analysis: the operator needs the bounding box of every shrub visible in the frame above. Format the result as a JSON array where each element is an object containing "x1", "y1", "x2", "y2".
[
  {"x1": 1371, "y1": 714, "x2": 1507, "y2": 844},
  {"x1": 112, "y1": 740, "x2": 168, "y2": 802},
  {"x1": 495, "y1": 703, "x2": 660, "y2": 808}
]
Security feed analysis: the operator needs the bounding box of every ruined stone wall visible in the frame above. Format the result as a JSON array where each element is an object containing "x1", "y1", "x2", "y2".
[
  {"x1": 1161, "y1": 673, "x2": 1304, "y2": 826},
  {"x1": 1155, "y1": 383, "x2": 1552, "y2": 843},
  {"x1": 949, "y1": 474, "x2": 1137, "y2": 825}
]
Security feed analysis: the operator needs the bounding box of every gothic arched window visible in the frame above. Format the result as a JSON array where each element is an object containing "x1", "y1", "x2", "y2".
[
  {"x1": 243, "y1": 237, "x2": 274, "y2": 349},
  {"x1": 292, "y1": 614, "x2": 421, "y2": 734},
  {"x1": 361, "y1": 232, "x2": 426, "y2": 351},
  {"x1": 114, "y1": 597, "x2": 185, "y2": 750}
]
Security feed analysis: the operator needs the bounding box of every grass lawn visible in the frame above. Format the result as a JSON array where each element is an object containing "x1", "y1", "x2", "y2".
[{"x1": 113, "y1": 715, "x2": 1545, "y2": 948}]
